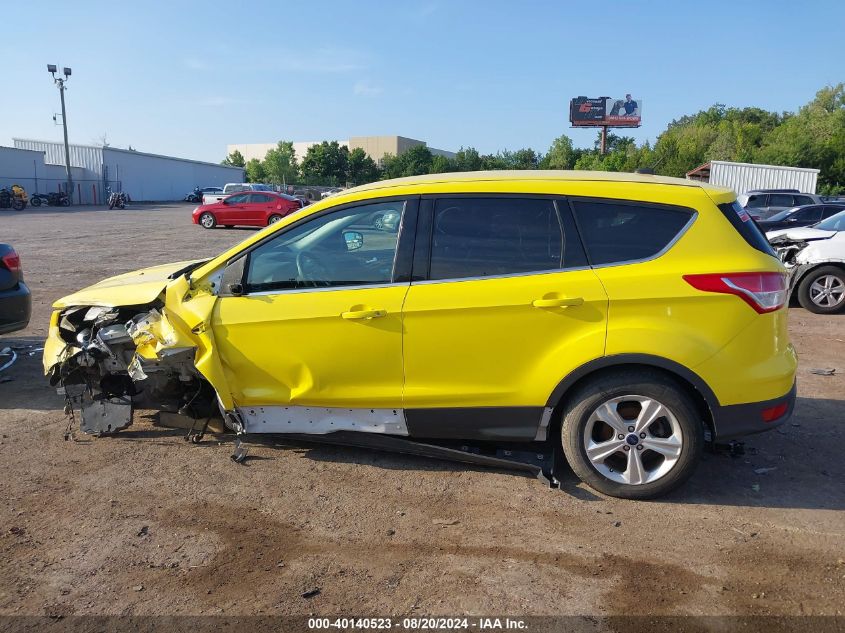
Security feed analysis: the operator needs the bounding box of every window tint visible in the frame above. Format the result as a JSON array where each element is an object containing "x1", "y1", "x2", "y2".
[
  {"x1": 823, "y1": 206, "x2": 845, "y2": 218},
  {"x1": 226, "y1": 193, "x2": 249, "y2": 204},
  {"x1": 794, "y1": 195, "x2": 815, "y2": 206},
  {"x1": 793, "y1": 206, "x2": 822, "y2": 222},
  {"x1": 571, "y1": 201, "x2": 693, "y2": 265},
  {"x1": 718, "y1": 202, "x2": 776, "y2": 257},
  {"x1": 245, "y1": 201, "x2": 404, "y2": 292},
  {"x1": 746, "y1": 195, "x2": 766, "y2": 208},
  {"x1": 428, "y1": 198, "x2": 562, "y2": 280},
  {"x1": 769, "y1": 194, "x2": 793, "y2": 207},
  {"x1": 248, "y1": 193, "x2": 270, "y2": 204}
]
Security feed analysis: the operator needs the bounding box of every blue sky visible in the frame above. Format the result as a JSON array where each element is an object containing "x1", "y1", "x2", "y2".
[{"x1": 2, "y1": 0, "x2": 842, "y2": 163}]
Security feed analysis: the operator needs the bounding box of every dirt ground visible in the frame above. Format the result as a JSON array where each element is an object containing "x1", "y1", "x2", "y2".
[{"x1": 1, "y1": 204, "x2": 843, "y2": 622}]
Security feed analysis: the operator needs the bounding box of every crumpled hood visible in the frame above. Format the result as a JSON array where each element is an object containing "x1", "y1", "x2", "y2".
[
  {"x1": 766, "y1": 227, "x2": 837, "y2": 241},
  {"x1": 52, "y1": 260, "x2": 203, "y2": 309}
]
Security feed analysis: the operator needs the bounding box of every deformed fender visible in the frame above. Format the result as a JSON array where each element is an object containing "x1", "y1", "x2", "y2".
[{"x1": 156, "y1": 275, "x2": 237, "y2": 410}]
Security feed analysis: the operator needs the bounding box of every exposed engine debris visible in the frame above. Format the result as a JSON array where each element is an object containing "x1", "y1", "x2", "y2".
[{"x1": 46, "y1": 303, "x2": 218, "y2": 436}]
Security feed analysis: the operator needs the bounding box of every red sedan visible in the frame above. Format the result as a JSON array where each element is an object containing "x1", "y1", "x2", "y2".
[{"x1": 192, "y1": 191, "x2": 303, "y2": 229}]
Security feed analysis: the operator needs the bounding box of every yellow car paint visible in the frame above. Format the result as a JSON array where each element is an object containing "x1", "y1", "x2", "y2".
[{"x1": 44, "y1": 171, "x2": 794, "y2": 424}]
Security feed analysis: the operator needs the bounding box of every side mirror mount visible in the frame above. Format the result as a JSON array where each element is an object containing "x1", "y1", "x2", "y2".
[
  {"x1": 343, "y1": 230, "x2": 364, "y2": 251},
  {"x1": 220, "y1": 256, "x2": 247, "y2": 297}
]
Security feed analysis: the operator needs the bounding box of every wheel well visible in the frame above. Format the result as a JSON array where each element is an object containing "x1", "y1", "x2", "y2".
[
  {"x1": 792, "y1": 262, "x2": 845, "y2": 298},
  {"x1": 547, "y1": 363, "x2": 715, "y2": 441}
]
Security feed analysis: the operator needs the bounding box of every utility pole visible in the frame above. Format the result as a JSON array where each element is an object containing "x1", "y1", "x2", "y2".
[{"x1": 47, "y1": 64, "x2": 73, "y2": 204}]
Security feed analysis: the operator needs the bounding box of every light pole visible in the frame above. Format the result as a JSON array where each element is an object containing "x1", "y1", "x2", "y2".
[{"x1": 47, "y1": 64, "x2": 73, "y2": 203}]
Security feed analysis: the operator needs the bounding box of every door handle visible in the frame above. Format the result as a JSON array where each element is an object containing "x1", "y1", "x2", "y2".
[
  {"x1": 532, "y1": 297, "x2": 584, "y2": 308},
  {"x1": 341, "y1": 308, "x2": 387, "y2": 320}
]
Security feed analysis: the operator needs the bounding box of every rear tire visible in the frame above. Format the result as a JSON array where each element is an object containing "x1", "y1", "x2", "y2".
[
  {"x1": 199, "y1": 212, "x2": 217, "y2": 229},
  {"x1": 560, "y1": 369, "x2": 704, "y2": 499},
  {"x1": 267, "y1": 214, "x2": 283, "y2": 226},
  {"x1": 12, "y1": 200, "x2": 25, "y2": 211},
  {"x1": 31, "y1": 197, "x2": 42, "y2": 207},
  {"x1": 797, "y1": 266, "x2": 845, "y2": 314}
]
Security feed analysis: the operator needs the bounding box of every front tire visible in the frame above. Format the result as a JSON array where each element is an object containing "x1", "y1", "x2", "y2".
[
  {"x1": 797, "y1": 266, "x2": 845, "y2": 314},
  {"x1": 560, "y1": 369, "x2": 703, "y2": 499},
  {"x1": 199, "y1": 212, "x2": 217, "y2": 229},
  {"x1": 31, "y1": 197, "x2": 42, "y2": 207}
]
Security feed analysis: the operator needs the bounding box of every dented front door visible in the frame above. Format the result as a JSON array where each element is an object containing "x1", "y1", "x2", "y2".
[{"x1": 209, "y1": 199, "x2": 411, "y2": 410}]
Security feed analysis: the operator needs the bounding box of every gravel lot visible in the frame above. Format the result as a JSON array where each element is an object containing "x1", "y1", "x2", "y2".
[{"x1": 1, "y1": 204, "x2": 843, "y2": 620}]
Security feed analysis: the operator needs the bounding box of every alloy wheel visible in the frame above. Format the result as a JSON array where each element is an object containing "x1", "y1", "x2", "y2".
[
  {"x1": 583, "y1": 395, "x2": 683, "y2": 485},
  {"x1": 809, "y1": 275, "x2": 845, "y2": 309}
]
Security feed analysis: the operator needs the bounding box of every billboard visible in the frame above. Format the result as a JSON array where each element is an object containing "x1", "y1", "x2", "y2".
[{"x1": 570, "y1": 95, "x2": 642, "y2": 128}]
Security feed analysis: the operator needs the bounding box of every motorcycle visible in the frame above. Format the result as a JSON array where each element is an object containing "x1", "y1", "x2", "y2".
[
  {"x1": 31, "y1": 191, "x2": 70, "y2": 207},
  {"x1": 0, "y1": 184, "x2": 27, "y2": 210},
  {"x1": 184, "y1": 187, "x2": 202, "y2": 203},
  {"x1": 106, "y1": 187, "x2": 129, "y2": 210}
]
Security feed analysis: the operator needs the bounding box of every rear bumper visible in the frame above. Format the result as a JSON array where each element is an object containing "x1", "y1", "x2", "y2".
[
  {"x1": 711, "y1": 381, "x2": 797, "y2": 440},
  {"x1": 0, "y1": 282, "x2": 32, "y2": 335}
]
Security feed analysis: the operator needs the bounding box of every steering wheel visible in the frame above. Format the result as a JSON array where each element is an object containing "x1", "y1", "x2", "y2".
[{"x1": 295, "y1": 251, "x2": 332, "y2": 287}]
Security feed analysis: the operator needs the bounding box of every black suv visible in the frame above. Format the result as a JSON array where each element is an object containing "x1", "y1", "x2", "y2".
[
  {"x1": 740, "y1": 190, "x2": 822, "y2": 220},
  {"x1": 0, "y1": 244, "x2": 31, "y2": 335}
]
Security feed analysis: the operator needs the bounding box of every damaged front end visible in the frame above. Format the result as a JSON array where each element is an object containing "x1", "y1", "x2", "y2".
[
  {"x1": 767, "y1": 230, "x2": 843, "y2": 292},
  {"x1": 42, "y1": 259, "x2": 233, "y2": 437},
  {"x1": 45, "y1": 303, "x2": 218, "y2": 435}
]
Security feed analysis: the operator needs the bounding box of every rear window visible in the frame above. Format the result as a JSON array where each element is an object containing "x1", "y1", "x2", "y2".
[
  {"x1": 718, "y1": 202, "x2": 776, "y2": 257},
  {"x1": 571, "y1": 201, "x2": 693, "y2": 265}
]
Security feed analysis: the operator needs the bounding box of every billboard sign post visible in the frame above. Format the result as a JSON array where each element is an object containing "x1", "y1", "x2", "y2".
[{"x1": 569, "y1": 95, "x2": 642, "y2": 154}]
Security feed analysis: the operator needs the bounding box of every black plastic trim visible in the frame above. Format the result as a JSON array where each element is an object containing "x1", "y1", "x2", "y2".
[
  {"x1": 712, "y1": 381, "x2": 796, "y2": 439},
  {"x1": 405, "y1": 407, "x2": 545, "y2": 441}
]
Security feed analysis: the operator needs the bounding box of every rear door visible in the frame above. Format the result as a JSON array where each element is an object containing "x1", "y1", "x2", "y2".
[
  {"x1": 247, "y1": 193, "x2": 274, "y2": 224},
  {"x1": 400, "y1": 196, "x2": 608, "y2": 441},
  {"x1": 218, "y1": 193, "x2": 250, "y2": 224}
]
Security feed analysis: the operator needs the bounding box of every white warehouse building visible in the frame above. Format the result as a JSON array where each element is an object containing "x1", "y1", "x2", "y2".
[{"x1": 7, "y1": 139, "x2": 245, "y2": 204}]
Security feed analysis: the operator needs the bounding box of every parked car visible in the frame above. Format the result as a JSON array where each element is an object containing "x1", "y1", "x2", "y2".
[
  {"x1": 0, "y1": 244, "x2": 31, "y2": 335},
  {"x1": 193, "y1": 191, "x2": 303, "y2": 229},
  {"x1": 739, "y1": 190, "x2": 822, "y2": 220},
  {"x1": 202, "y1": 183, "x2": 275, "y2": 205},
  {"x1": 767, "y1": 209, "x2": 845, "y2": 314},
  {"x1": 44, "y1": 171, "x2": 796, "y2": 499},
  {"x1": 371, "y1": 208, "x2": 401, "y2": 231},
  {"x1": 756, "y1": 203, "x2": 845, "y2": 232},
  {"x1": 185, "y1": 187, "x2": 223, "y2": 203}
]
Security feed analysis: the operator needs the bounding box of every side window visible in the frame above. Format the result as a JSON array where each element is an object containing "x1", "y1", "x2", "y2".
[
  {"x1": 793, "y1": 207, "x2": 822, "y2": 222},
  {"x1": 428, "y1": 198, "x2": 562, "y2": 281},
  {"x1": 244, "y1": 201, "x2": 405, "y2": 292},
  {"x1": 226, "y1": 193, "x2": 249, "y2": 204},
  {"x1": 769, "y1": 194, "x2": 793, "y2": 207},
  {"x1": 248, "y1": 194, "x2": 270, "y2": 204},
  {"x1": 746, "y1": 195, "x2": 766, "y2": 208},
  {"x1": 794, "y1": 195, "x2": 815, "y2": 206},
  {"x1": 572, "y1": 200, "x2": 693, "y2": 266},
  {"x1": 823, "y1": 206, "x2": 844, "y2": 219}
]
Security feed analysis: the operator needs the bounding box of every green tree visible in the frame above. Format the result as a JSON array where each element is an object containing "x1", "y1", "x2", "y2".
[
  {"x1": 453, "y1": 147, "x2": 482, "y2": 171},
  {"x1": 262, "y1": 141, "x2": 298, "y2": 185},
  {"x1": 541, "y1": 135, "x2": 576, "y2": 170},
  {"x1": 222, "y1": 149, "x2": 246, "y2": 168},
  {"x1": 346, "y1": 147, "x2": 381, "y2": 185},
  {"x1": 245, "y1": 158, "x2": 266, "y2": 183},
  {"x1": 429, "y1": 154, "x2": 454, "y2": 173},
  {"x1": 381, "y1": 145, "x2": 434, "y2": 179},
  {"x1": 301, "y1": 141, "x2": 349, "y2": 185}
]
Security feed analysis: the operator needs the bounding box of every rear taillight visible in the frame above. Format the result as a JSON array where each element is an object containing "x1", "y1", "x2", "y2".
[
  {"x1": 683, "y1": 272, "x2": 787, "y2": 314},
  {"x1": 761, "y1": 401, "x2": 789, "y2": 422},
  {"x1": 1, "y1": 250, "x2": 21, "y2": 273}
]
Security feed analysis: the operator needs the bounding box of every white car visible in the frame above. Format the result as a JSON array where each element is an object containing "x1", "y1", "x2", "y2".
[{"x1": 767, "y1": 210, "x2": 845, "y2": 314}]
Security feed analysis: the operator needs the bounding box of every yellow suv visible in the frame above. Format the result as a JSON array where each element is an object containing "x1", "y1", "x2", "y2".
[{"x1": 44, "y1": 171, "x2": 797, "y2": 499}]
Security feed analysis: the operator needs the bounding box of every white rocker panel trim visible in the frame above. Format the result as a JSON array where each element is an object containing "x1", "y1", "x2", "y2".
[{"x1": 237, "y1": 405, "x2": 409, "y2": 436}]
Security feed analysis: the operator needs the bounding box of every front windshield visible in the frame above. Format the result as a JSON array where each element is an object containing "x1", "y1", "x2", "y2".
[
  {"x1": 767, "y1": 207, "x2": 799, "y2": 222},
  {"x1": 815, "y1": 210, "x2": 845, "y2": 232}
]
